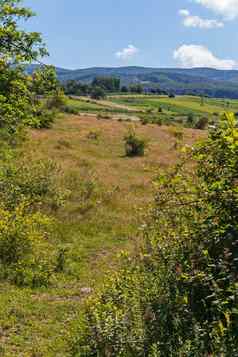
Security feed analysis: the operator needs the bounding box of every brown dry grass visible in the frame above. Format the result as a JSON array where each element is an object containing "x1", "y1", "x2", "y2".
[{"x1": 29, "y1": 114, "x2": 204, "y2": 188}]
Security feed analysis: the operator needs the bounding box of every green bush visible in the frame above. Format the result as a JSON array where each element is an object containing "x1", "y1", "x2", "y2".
[
  {"x1": 45, "y1": 90, "x2": 66, "y2": 110},
  {"x1": 0, "y1": 159, "x2": 66, "y2": 212},
  {"x1": 140, "y1": 117, "x2": 150, "y2": 125},
  {"x1": 33, "y1": 108, "x2": 56, "y2": 129},
  {"x1": 63, "y1": 105, "x2": 79, "y2": 115},
  {"x1": 71, "y1": 113, "x2": 238, "y2": 356},
  {"x1": 156, "y1": 117, "x2": 163, "y2": 126},
  {"x1": 0, "y1": 157, "x2": 66, "y2": 286},
  {"x1": 90, "y1": 86, "x2": 106, "y2": 100},
  {"x1": 87, "y1": 130, "x2": 100, "y2": 140},
  {"x1": 0, "y1": 204, "x2": 53, "y2": 287},
  {"x1": 186, "y1": 112, "x2": 195, "y2": 127},
  {"x1": 124, "y1": 130, "x2": 146, "y2": 157},
  {"x1": 195, "y1": 116, "x2": 209, "y2": 130}
]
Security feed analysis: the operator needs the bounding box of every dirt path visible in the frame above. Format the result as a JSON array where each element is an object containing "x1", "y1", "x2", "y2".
[{"x1": 76, "y1": 111, "x2": 140, "y2": 122}]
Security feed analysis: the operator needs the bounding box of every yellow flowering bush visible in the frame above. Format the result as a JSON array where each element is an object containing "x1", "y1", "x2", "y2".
[{"x1": 0, "y1": 204, "x2": 54, "y2": 287}]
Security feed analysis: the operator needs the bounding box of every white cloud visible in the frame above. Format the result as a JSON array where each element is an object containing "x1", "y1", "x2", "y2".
[
  {"x1": 115, "y1": 45, "x2": 139, "y2": 61},
  {"x1": 179, "y1": 9, "x2": 190, "y2": 17},
  {"x1": 174, "y1": 44, "x2": 237, "y2": 69},
  {"x1": 179, "y1": 9, "x2": 224, "y2": 29},
  {"x1": 195, "y1": 0, "x2": 238, "y2": 20}
]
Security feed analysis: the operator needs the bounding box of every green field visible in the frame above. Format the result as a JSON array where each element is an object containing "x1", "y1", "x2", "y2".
[
  {"x1": 109, "y1": 95, "x2": 238, "y2": 117},
  {"x1": 65, "y1": 95, "x2": 238, "y2": 129}
]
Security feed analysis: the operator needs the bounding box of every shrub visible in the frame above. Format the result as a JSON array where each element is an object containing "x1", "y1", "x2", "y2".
[
  {"x1": 90, "y1": 86, "x2": 106, "y2": 100},
  {"x1": 0, "y1": 159, "x2": 66, "y2": 212},
  {"x1": 124, "y1": 129, "x2": 146, "y2": 157},
  {"x1": 87, "y1": 130, "x2": 100, "y2": 140},
  {"x1": 46, "y1": 90, "x2": 66, "y2": 110},
  {"x1": 121, "y1": 86, "x2": 128, "y2": 93},
  {"x1": 64, "y1": 169, "x2": 98, "y2": 216},
  {"x1": 140, "y1": 117, "x2": 149, "y2": 125},
  {"x1": 62, "y1": 104, "x2": 79, "y2": 115},
  {"x1": 195, "y1": 116, "x2": 208, "y2": 130},
  {"x1": 168, "y1": 93, "x2": 175, "y2": 98},
  {"x1": 55, "y1": 247, "x2": 68, "y2": 273},
  {"x1": 168, "y1": 126, "x2": 184, "y2": 141},
  {"x1": 186, "y1": 112, "x2": 195, "y2": 127},
  {"x1": 156, "y1": 117, "x2": 163, "y2": 126},
  {"x1": 0, "y1": 204, "x2": 53, "y2": 287},
  {"x1": 97, "y1": 113, "x2": 111, "y2": 120},
  {"x1": 0, "y1": 157, "x2": 67, "y2": 286},
  {"x1": 34, "y1": 108, "x2": 56, "y2": 129}
]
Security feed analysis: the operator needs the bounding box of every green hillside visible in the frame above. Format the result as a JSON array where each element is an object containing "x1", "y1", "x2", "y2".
[{"x1": 27, "y1": 65, "x2": 238, "y2": 99}]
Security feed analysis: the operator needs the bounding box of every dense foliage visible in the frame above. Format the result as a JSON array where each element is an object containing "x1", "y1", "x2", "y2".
[
  {"x1": 0, "y1": 0, "x2": 66, "y2": 287},
  {"x1": 71, "y1": 113, "x2": 238, "y2": 356},
  {"x1": 90, "y1": 86, "x2": 106, "y2": 100},
  {"x1": 64, "y1": 80, "x2": 91, "y2": 96},
  {"x1": 92, "y1": 76, "x2": 120, "y2": 92}
]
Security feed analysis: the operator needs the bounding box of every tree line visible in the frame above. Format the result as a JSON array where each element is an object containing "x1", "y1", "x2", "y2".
[{"x1": 63, "y1": 78, "x2": 168, "y2": 99}]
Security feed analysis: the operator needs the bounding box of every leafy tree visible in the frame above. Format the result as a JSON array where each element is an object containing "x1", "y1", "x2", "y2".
[
  {"x1": 121, "y1": 85, "x2": 128, "y2": 93},
  {"x1": 90, "y1": 86, "x2": 106, "y2": 100},
  {"x1": 0, "y1": 1, "x2": 64, "y2": 286},
  {"x1": 0, "y1": 0, "x2": 47, "y2": 63},
  {"x1": 92, "y1": 76, "x2": 120, "y2": 92},
  {"x1": 31, "y1": 65, "x2": 59, "y2": 95},
  {"x1": 168, "y1": 92, "x2": 175, "y2": 98},
  {"x1": 63, "y1": 80, "x2": 90, "y2": 96},
  {"x1": 0, "y1": 0, "x2": 48, "y2": 135},
  {"x1": 129, "y1": 83, "x2": 144, "y2": 94}
]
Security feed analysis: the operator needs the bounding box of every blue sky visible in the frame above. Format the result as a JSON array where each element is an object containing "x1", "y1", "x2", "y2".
[{"x1": 24, "y1": 0, "x2": 238, "y2": 70}]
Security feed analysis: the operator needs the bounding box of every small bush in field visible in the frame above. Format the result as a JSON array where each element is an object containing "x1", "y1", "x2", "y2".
[
  {"x1": 168, "y1": 126, "x2": 184, "y2": 141},
  {"x1": 87, "y1": 130, "x2": 100, "y2": 140},
  {"x1": 90, "y1": 86, "x2": 106, "y2": 100},
  {"x1": 157, "y1": 117, "x2": 163, "y2": 126},
  {"x1": 56, "y1": 138, "x2": 72, "y2": 149},
  {"x1": 186, "y1": 112, "x2": 195, "y2": 127},
  {"x1": 124, "y1": 129, "x2": 146, "y2": 157},
  {"x1": 140, "y1": 117, "x2": 149, "y2": 125},
  {"x1": 55, "y1": 247, "x2": 68, "y2": 273},
  {"x1": 62, "y1": 104, "x2": 79, "y2": 115},
  {"x1": 97, "y1": 113, "x2": 111, "y2": 120},
  {"x1": 195, "y1": 116, "x2": 208, "y2": 130},
  {"x1": 146, "y1": 108, "x2": 153, "y2": 114}
]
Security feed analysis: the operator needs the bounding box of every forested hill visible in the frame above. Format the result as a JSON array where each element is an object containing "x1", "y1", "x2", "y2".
[{"x1": 27, "y1": 65, "x2": 238, "y2": 99}]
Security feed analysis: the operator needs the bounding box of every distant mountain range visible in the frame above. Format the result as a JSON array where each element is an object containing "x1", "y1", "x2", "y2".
[{"x1": 27, "y1": 65, "x2": 238, "y2": 99}]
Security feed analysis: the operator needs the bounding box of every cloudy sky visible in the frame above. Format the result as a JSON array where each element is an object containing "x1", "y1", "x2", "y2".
[{"x1": 25, "y1": 0, "x2": 238, "y2": 70}]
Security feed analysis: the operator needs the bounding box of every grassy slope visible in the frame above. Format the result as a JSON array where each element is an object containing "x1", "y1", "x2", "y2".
[{"x1": 0, "y1": 112, "x2": 204, "y2": 356}]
